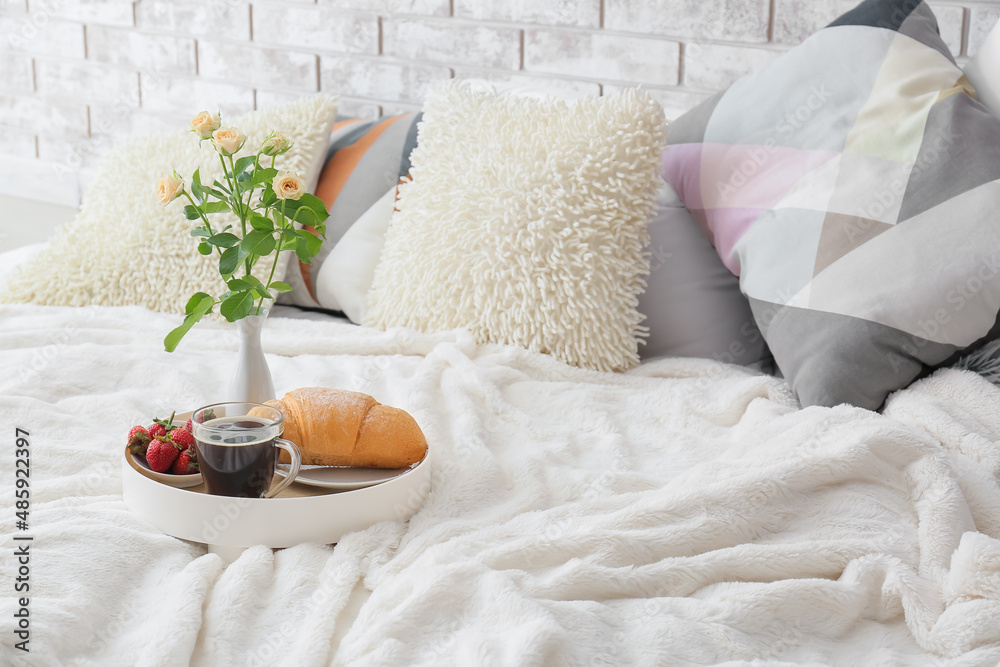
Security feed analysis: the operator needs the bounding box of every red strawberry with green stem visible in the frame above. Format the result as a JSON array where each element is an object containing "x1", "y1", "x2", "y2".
[
  {"x1": 171, "y1": 447, "x2": 199, "y2": 475},
  {"x1": 169, "y1": 427, "x2": 194, "y2": 450},
  {"x1": 146, "y1": 438, "x2": 180, "y2": 473},
  {"x1": 149, "y1": 411, "x2": 177, "y2": 439},
  {"x1": 127, "y1": 425, "x2": 151, "y2": 456}
]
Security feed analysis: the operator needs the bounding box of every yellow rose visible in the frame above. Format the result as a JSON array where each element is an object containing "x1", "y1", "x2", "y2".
[
  {"x1": 260, "y1": 131, "x2": 292, "y2": 157},
  {"x1": 213, "y1": 126, "x2": 246, "y2": 157},
  {"x1": 190, "y1": 111, "x2": 221, "y2": 140},
  {"x1": 272, "y1": 171, "x2": 305, "y2": 200},
  {"x1": 155, "y1": 172, "x2": 184, "y2": 206}
]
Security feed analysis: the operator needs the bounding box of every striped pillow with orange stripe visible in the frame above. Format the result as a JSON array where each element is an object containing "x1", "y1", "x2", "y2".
[{"x1": 279, "y1": 113, "x2": 421, "y2": 322}]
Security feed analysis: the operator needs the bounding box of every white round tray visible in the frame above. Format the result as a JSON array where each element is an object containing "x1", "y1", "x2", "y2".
[{"x1": 122, "y1": 445, "x2": 432, "y2": 550}]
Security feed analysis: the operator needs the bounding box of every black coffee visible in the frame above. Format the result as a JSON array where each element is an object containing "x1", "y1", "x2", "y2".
[{"x1": 195, "y1": 417, "x2": 277, "y2": 497}]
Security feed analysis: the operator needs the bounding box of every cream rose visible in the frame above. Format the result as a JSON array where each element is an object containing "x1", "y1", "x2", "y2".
[
  {"x1": 155, "y1": 172, "x2": 184, "y2": 206},
  {"x1": 212, "y1": 126, "x2": 246, "y2": 157},
  {"x1": 272, "y1": 171, "x2": 305, "y2": 200},
  {"x1": 190, "y1": 111, "x2": 221, "y2": 140},
  {"x1": 261, "y1": 131, "x2": 292, "y2": 157}
]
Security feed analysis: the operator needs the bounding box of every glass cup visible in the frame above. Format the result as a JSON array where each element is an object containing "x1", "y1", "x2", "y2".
[{"x1": 190, "y1": 402, "x2": 302, "y2": 498}]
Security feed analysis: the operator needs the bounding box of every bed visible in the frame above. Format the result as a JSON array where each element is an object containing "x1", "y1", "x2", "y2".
[
  {"x1": 4, "y1": 0, "x2": 1000, "y2": 664},
  {"x1": 4, "y1": 280, "x2": 1000, "y2": 665}
]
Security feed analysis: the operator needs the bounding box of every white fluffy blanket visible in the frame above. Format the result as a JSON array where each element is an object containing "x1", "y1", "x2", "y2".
[{"x1": 2, "y1": 303, "x2": 1000, "y2": 666}]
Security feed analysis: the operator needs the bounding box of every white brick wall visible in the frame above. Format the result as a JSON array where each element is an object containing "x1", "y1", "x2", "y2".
[{"x1": 1, "y1": 0, "x2": 998, "y2": 206}]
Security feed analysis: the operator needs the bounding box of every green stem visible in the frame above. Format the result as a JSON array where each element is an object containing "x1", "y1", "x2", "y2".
[
  {"x1": 181, "y1": 191, "x2": 223, "y2": 257},
  {"x1": 254, "y1": 199, "x2": 286, "y2": 316},
  {"x1": 219, "y1": 152, "x2": 241, "y2": 222},
  {"x1": 224, "y1": 153, "x2": 254, "y2": 279}
]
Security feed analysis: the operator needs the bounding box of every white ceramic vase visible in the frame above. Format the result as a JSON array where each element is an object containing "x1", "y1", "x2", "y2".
[{"x1": 228, "y1": 307, "x2": 275, "y2": 404}]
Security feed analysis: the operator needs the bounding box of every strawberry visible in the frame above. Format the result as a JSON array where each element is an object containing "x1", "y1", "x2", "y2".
[
  {"x1": 171, "y1": 447, "x2": 199, "y2": 475},
  {"x1": 127, "y1": 425, "x2": 151, "y2": 456},
  {"x1": 146, "y1": 438, "x2": 180, "y2": 473},
  {"x1": 148, "y1": 411, "x2": 178, "y2": 439},
  {"x1": 169, "y1": 427, "x2": 194, "y2": 449},
  {"x1": 183, "y1": 418, "x2": 193, "y2": 433}
]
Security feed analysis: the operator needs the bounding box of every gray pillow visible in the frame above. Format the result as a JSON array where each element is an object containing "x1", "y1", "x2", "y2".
[{"x1": 638, "y1": 184, "x2": 770, "y2": 367}]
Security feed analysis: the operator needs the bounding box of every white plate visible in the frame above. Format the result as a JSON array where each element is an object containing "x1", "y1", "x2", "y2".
[
  {"x1": 128, "y1": 451, "x2": 203, "y2": 488},
  {"x1": 275, "y1": 463, "x2": 418, "y2": 491}
]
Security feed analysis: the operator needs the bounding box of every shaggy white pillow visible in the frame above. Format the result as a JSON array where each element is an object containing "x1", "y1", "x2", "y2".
[
  {"x1": 4, "y1": 96, "x2": 337, "y2": 313},
  {"x1": 363, "y1": 82, "x2": 666, "y2": 372}
]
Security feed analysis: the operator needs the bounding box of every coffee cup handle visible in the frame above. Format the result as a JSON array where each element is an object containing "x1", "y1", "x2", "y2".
[{"x1": 267, "y1": 438, "x2": 302, "y2": 498}]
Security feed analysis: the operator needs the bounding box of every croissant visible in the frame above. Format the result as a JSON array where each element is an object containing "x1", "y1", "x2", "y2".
[{"x1": 253, "y1": 387, "x2": 427, "y2": 468}]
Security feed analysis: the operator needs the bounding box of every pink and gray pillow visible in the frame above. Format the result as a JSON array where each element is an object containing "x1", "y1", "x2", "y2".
[{"x1": 662, "y1": 0, "x2": 1000, "y2": 409}]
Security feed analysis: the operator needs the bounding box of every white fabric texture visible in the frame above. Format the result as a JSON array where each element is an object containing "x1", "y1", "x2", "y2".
[
  {"x1": 3, "y1": 96, "x2": 337, "y2": 313},
  {"x1": 2, "y1": 302, "x2": 1000, "y2": 664},
  {"x1": 363, "y1": 82, "x2": 666, "y2": 373}
]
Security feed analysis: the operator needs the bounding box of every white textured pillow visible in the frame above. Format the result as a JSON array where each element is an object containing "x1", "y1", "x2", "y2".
[
  {"x1": 4, "y1": 96, "x2": 337, "y2": 312},
  {"x1": 363, "y1": 82, "x2": 666, "y2": 372}
]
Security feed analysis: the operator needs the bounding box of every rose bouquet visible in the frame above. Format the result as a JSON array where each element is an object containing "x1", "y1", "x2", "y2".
[{"x1": 158, "y1": 111, "x2": 329, "y2": 352}]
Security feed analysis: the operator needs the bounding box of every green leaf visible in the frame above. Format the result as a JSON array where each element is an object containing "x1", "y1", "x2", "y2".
[
  {"x1": 227, "y1": 278, "x2": 252, "y2": 292},
  {"x1": 281, "y1": 194, "x2": 329, "y2": 228},
  {"x1": 191, "y1": 169, "x2": 205, "y2": 205},
  {"x1": 202, "y1": 201, "x2": 229, "y2": 215},
  {"x1": 249, "y1": 212, "x2": 273, "y2": 232},
  {"x1": 198, "y1": 241, "x2": 212, "y2": 255},
  {"x1": 165, "y1": 294, "x2": 215, "y2": 352},
  {"x1": 183, "y1": 205, "x2": 201, "y2": 221},
  {"x1": 184, "y1": 292, "x2": 213, "y2": 315},
  {"x1": 207, "y1": 232, "x2": 239, "y2": 248},
  {"x1": 297, "y1": 229, "x2": 323, "y2": 256},
  {"x1": 294, "y1": 229, "x2": 321, "y2": 263},
  {"x1": 234, "y1": 155, "x2": 256, "y2": 175},
  {"x1": 297, "y1": 193, "x2": 330, "y2": 222},
  {"x1": 239, "y1": 229, "x2": 276, "y2": 257},
  {"x1": 290, "y1": 206, "x2": 321, "y2": 228},
  {"x1": 250, "y1": 167, "x2": 278, "y2": 187},
  {"x1": 242, "y1": 274, "x2": 270, "y2": 299},
  {"x1": 261, "y1": 188, "x2": 276, "y2": 207},
  {"x1": 220, "y1": 290, "x2": 255, "y2": 322},
  {"x1": 268, "y1": 281, "x2": 292, "y2": 293},
  {"x1": 213, "y1": 180, "x2": 231, "y2": 195},
  {"x1": 219, "y1": 246, "x2": 242, "y2": 276},
  {"x1": 189, "y1": 226, "x2": 210, "y2": 238},
  {"x1": 203, "y1": 184, "x2": 228, "y2": 200}
]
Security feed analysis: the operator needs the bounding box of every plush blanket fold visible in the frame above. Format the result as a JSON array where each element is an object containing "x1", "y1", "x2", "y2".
[{"x1": 1, "y1": 303, "x2": 999, "y2": 666}]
